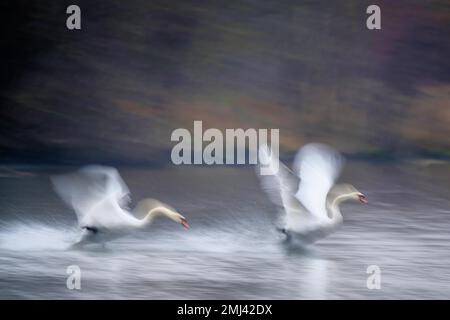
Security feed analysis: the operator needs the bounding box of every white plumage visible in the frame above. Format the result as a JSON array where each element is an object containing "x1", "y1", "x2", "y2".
[
  {"x1": 257, "y1": 143, "x2": 367, "y2": 244},
  {"x1": 52, "y1": 165, "x2": 189, "y2": 248}
]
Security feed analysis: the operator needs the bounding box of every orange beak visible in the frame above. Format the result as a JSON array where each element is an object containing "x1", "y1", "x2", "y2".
[
  {"x1": 181, "y1": 218, "x2": 190, "y2": 229},
  {"x1": 358, "y1": 194, "x2": 368, "y2": 204}
]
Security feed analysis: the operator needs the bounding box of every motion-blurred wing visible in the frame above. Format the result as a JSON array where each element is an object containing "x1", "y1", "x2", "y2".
[
  {"x1": 294, "y1": 143, "x2": 344, "y2": 219},
  {"x1": 51, "y1": 165, "x2": 132, "y2": 227},
  {"x1": 256, "y1": 144, "x2": 305, "y2": 213}
]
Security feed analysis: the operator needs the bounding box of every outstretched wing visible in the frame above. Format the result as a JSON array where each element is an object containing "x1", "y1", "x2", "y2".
[
  {"x1": 256, "y1": 144, "x2": 306, "y2": 214},
  {"x1": 293, "y1": 143, "x2": 344, "y2": 219},
  {"x1": 51, "y1": 165, "x2": 134, "y2": 228}
]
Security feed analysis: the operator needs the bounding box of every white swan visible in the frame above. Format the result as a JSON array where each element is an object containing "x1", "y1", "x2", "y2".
[
  {"x1": 257, "y1": 143, "x2": 367, "y2": 245},
  {"x1": 51, "y1": 165, "x2": 189, "y2": 247}
]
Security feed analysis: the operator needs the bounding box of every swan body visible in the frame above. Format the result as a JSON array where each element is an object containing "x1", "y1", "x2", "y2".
[
  {"x1": 51, "y1": 166, "x2": 189, "y2": 247},
  {"x1": 257, "y1": 143, "x2": 367, "y2": 245}
]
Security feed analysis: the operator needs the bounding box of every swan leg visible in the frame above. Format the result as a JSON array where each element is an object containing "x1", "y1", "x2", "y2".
[{"x1": 276, "y1": 227, "x2": 292, "y2": 243}]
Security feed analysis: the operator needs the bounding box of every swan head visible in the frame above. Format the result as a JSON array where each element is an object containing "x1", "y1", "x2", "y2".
[
  {"x1": 329, "y1": 184, "x2": 368, "y2": 205},
  {"x1": 134, "y1": 198, "x2": 190, "y2": 229},
  {"x1": 178, "y1": 215, "x2": 190, "y2": 229},
  {"x1": 357, "y1": 193, "x2": 368, "y2": 204},
  {"x1": 155, "y1": 208, "x2": 190, "y2": 230},
  {"x1": 346, "y1": 185, "x2": 368, "y2": 204}
]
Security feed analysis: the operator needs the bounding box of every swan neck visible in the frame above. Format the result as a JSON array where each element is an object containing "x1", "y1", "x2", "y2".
[
  {"x1": 327, "y1": 194, "x2": 348, "y2": 221},
  {"x1": 331, "y1": 192, "x2": 355, "y2": 208},
  {"x1": 142, "y1": 206, "x2": 178, "y2": 226}
]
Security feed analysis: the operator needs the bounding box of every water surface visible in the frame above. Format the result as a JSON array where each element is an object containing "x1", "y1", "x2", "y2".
[{"x1": 0, "y1": 162, "x2": 449, "y2": 299}]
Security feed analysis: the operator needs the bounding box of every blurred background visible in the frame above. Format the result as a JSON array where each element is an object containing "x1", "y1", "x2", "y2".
[{"x1": 0, "y1": 0, "x2": 449, "y2": 165}]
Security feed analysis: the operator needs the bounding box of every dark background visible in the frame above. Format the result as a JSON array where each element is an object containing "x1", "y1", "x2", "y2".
[{"x1": 1, "y1": 0, "x2": 449, "y2": 165}]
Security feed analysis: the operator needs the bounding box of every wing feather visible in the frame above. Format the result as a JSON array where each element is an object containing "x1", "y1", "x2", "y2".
[
  {"x1": 51, "y1": 165, "x2": 136, "y2": 228},
  {"x1": 256, "y1": 144, "x2": 305, "y2": 213},
  {"x1": 293, "y1": 143, "x2": 344, "y2": 219}
]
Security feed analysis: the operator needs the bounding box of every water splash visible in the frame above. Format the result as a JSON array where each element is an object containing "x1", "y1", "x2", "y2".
[{"x1": 0, "y1": 221, "x2": 79, "y2": 251}]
